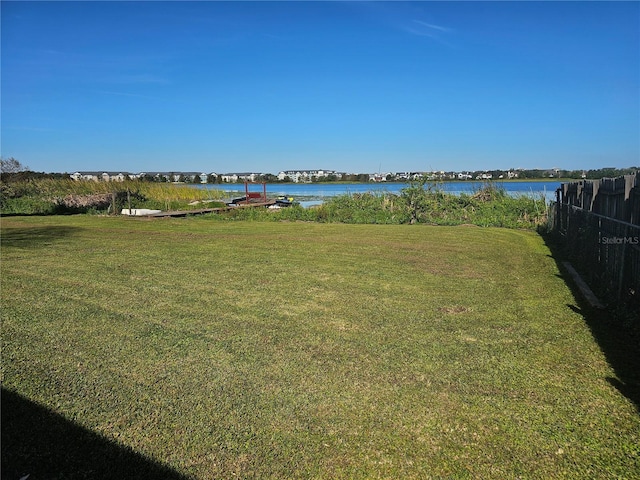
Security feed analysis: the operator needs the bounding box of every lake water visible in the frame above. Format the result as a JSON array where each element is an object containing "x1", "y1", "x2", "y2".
[{"x1": 196, "y1": 181, "x2": 561, "y2": 207}]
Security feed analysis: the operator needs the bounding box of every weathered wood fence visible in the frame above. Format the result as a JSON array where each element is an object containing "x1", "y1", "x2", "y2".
[
  {"x1": 550, "y1": 173, "x2": 639, "y2": 309},
  {"x1": 556, "y1": 174, "x2": 639, "y2": 225}
]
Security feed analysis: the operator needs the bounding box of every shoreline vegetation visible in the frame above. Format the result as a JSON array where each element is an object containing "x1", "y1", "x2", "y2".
[
  {"x1": 0, "y1": 179, "x2": 227, "y2": 216},
  {"x1": 1, "y1": 177, "x2": 548, "y2": 228}
]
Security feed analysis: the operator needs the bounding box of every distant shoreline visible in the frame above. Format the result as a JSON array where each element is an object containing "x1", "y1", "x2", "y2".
[{"x1": 200, "y1": 178, "x2": 573, "y2": 186}]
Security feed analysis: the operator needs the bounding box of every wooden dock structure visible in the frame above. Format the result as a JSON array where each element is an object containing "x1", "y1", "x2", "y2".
[{"x1": 140, "y1": 200, "x2": 277, "y2": 218}]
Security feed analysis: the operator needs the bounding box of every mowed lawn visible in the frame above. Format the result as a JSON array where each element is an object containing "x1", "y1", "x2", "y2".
[{"x1": 1, "y1": 215, "x2": 638, "y2": 479}]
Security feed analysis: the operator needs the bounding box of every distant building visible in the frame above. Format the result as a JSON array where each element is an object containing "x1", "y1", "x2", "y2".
[
  {"x1": 475, "y1": 172, "x2": 493, "y2": 180},
  {"x1": 180, "y1": 172, "x2": 207, "y2": 183},
  {"x1": 220, "y1": 172, "x2": 263, "y2": 183},
  {"x1": 369, "y1": 173, "x2": 389, "y2": 182},
  {"x1": 277, "y1": 169, "x2": 338, "y2": 182},
  {"x1": 394, "y1": 172, "x2": 411, "y2": 181},
  {"x1": 70, "y1": 171, "x2": 128, "y2": 182}
]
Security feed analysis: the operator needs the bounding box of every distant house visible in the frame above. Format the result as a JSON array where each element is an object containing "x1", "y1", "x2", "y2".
[
  {"x1": 220, "y1": 172, "x2": 263, "y2": 183},
  {"x1": 70, "y1": 171, "x2": 94, "y2": 181},
  {"x1": 70, "y1": 171, "x2": 128, "y2": 182},
  {"x1": 277, "y1": 169, "x2": 338, "y2": 183},
  {"x1": 475, "y1": 173, "x2": 493, "y2": 180},
  {"x1": 74, "y1": 171, "x2": 210, "y2": 183},
  {"x1": 368, "y1": 173, "x2": 389, "y2": 182},
  {"x1": 392, "y1": 171, "x2": 426, "y2": 181},
  {"x1": 137, "y1": 172, "x2": 202, "y2": 182},
  {"x1": 138, "y1": 172, "x2": 171, "y2": 182},
  {"x1": 180, "y1": 172, "x2": 207, "y2": 183}
]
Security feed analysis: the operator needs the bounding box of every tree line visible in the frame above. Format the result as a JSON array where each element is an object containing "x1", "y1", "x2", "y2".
[{"x1": 1, "y1": 157, "x2": 637, "y2": 184}]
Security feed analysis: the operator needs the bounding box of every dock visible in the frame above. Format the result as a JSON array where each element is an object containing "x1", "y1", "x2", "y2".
[{"x1": 139, "y1": 200, "x2": 277, "y2": 218}]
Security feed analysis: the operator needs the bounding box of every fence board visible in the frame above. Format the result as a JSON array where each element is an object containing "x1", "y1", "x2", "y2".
[{"x1": 557, "y1": 174, "x2": 639, "y2": 225}]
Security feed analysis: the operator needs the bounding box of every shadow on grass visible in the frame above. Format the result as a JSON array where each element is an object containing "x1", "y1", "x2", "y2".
[
  {"x1": 0, "y1": 226, "x2": 83, "y2": 249},
  {"x1": 1, "y1": 388, "x2": 192, "y2": 480},
  {"x1": 542, "y1": 232, "x2": 640, "y2": 413}
]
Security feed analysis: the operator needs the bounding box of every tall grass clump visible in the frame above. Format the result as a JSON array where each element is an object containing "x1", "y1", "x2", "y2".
[
  {"x1": 395, "y1": 179, "x2": 547, "y2": 228},
  {"x1": 214, "y1": 193, "x2": 403, "y2": 224},
  {"x1": 216, "y1": 204, "x2": 319, "y2": 222},
  {"x1": 319, "y1": 192, "x2": 401, "y2": 224}
]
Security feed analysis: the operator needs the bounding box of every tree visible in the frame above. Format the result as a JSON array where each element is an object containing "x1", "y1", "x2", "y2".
[
  {"x1": 0, "y1": 157, "x2": 28, "y2": 174},
  {"x1": 327, "y1": 174, "x2": 338, "y2": 182},
  {"x1": 400, "y1": 177, "x2": 441, "y2": 224}
]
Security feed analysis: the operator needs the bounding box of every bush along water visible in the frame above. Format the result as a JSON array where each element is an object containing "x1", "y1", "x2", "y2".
[
  {"x1": 214, "y1": 179, "x2": 548, "y2": 229},
  {"x1": 2, "y1": 176, "x2": 547, "y2": 228}
]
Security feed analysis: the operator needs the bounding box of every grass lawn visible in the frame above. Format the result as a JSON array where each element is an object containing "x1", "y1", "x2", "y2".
[{"x1": 1, "y1": 215, "x2": 638, "y2": 479}]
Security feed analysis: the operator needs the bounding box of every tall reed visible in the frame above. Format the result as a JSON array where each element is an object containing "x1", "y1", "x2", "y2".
[{"x1": 1, "y1": 178, "x2": 224, "y2": 214}]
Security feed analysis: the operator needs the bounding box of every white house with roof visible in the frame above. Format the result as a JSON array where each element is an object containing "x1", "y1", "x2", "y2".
[
  {"x1": 277, "y1": 169, "x2": 339, "y2": 182},
  {"x1": 369, "y1": 173, "x2": 391, "y2": 182},
  {"x1": 70, "y1": 171, "x2": 128, "y2": 182},
  {"x1": 476, "y1": 172, "x2": 493, "y2": 180},
  {"x1": 220, "y1": 172, "x2": 263, "y2": 183},
  {"x1": 73, "y1": 171, "x2": 212, "y2": 183}
]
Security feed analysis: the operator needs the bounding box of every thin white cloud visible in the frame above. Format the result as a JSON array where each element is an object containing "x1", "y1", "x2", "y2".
[
  {"x1": 404, "y1": 19, "x2": 455, "y2": 48},
  {"x1": 412, "y1": 20, "x2": 452, "y2": 34},
  {"x1": 342, "y1": 1, "x2": 455, "y2": 44}
]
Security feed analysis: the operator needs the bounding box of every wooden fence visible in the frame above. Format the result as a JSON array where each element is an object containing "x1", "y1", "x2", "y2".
[
  {"x1": 556, "y1": 173, "x2": 639, "y2": 225},
  {"x1": 551, "y1": 173, "x2": 640, "y2": 308}
]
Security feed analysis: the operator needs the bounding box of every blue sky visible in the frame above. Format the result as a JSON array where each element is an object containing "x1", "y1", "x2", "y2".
[{"x1": 2, "y1": 1, "x2": 638, "y2": 174}]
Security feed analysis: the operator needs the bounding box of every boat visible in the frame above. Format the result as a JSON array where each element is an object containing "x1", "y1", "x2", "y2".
[{"x1": 275, "y1": 195, "x2": 295, "y2": 207}]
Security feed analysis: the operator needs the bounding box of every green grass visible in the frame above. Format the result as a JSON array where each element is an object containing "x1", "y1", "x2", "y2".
[{"x1": 2, "y1": 216, "x2": 638, "y2": 479}]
